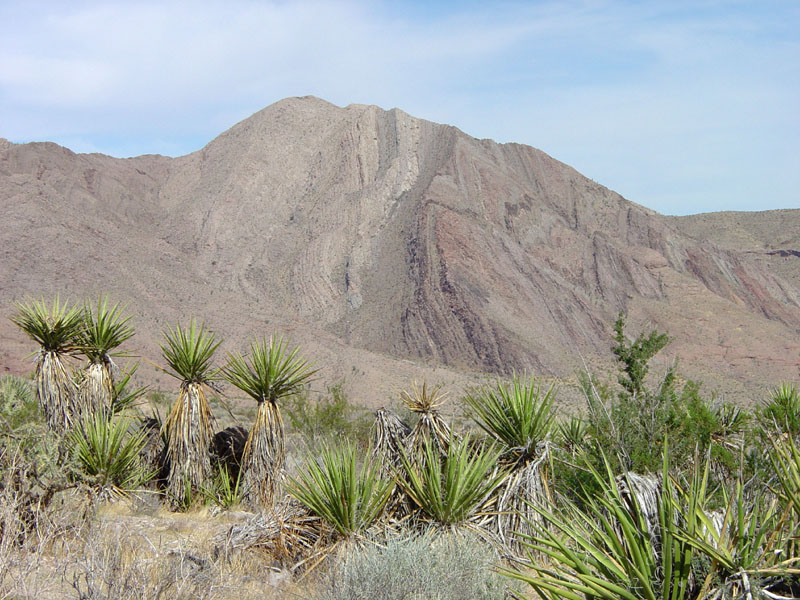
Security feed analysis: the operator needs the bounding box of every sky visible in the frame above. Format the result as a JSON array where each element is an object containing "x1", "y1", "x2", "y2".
[{"x1": 1, "y1": 0, "x2": 797, "y2": 216}]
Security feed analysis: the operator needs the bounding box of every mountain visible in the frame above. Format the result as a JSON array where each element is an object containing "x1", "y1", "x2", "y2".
[{"x1": 1, "y1": 97, "x2": 798, "y2": 406}]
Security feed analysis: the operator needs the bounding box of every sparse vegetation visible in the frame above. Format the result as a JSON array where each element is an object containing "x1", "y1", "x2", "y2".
[
  {"x1": 285, "y1": 381, "x2": 372, "y2": 451},
  {"x1": 4, "y1": 299, "x2": 800, "y2": 597}
]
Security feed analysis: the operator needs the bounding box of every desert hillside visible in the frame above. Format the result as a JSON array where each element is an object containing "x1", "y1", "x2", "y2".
[{"x1": 1, "y1": 97, "x2": 798, "y2": 405}]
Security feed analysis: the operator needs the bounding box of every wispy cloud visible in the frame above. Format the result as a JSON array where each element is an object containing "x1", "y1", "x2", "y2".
[{"x1": 0, "y1": 0, "x2": 796, "y2": 214}]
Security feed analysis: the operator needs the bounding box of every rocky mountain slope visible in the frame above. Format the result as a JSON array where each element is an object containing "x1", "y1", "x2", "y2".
[{"x1": 1, "y1": 97, "x2": 798, "y2": 406}]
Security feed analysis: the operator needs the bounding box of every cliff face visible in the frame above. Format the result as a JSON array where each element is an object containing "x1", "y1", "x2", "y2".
[{"x1": 1, "y1": 97, "x2": 798, "y2": 403}]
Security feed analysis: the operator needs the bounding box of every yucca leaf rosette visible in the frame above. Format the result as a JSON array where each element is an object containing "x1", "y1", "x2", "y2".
[
  {"x1": 395, "y1": 434, "x2": 506, "y2": 526},
  {"x1": 287, "y1": 441, "x2": 392, "y2": 537},
  {"x1": 401, "y1": 381, "x2": 454, "y2": 456}
]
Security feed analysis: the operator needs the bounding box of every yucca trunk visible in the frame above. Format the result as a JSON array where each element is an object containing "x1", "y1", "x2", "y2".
[
  {"x1": 372, "y1": 408, "x2": 413, "y2": 516},
  {"x1": 76, "y1": 360, "x2": 114, "y2": 422},
  {"x1": 372, "y1": 408, "x2": 411, "y2": 470},
  {"x1": 164, "y1": 381, "x2": 213, "y2": 504},
  {"x1": 618, "y1": 471, "x2": 662, "y2": 547},
  {"x1": 408, "y1": 411, "x2": 454, "y2": 456},
  {"x1": 495, "y1": 446, "x2": 551, "y2": 552},
  {"x1": 36, "y1": 349, "x2": 78, "y2": 433},
  {"x1": 241, "y1": 400, "x2": 284, "y2": 507}
]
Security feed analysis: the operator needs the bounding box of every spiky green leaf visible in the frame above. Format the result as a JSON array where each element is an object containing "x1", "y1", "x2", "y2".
[
  {"x1": 160, "y1": 320, "x2": 221, "y2": 383},
  {"x1": 221, "y1": 335, "x2": 315, "y2": 404}
]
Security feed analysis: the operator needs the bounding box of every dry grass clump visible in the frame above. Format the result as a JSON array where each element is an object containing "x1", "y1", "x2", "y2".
[
  {"x1": 0, "y1": 451, "x2": 94, "y2": 598},
  {"x1": 214, "y1": 500, "x2": 328, "y2": 571},
  {"x1": 2, "y1": 489, "x2": 316, "y2": 600}
]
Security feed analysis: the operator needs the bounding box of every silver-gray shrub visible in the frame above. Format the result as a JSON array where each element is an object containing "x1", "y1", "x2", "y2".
[{"x1": 320, "y1": 530, "x2": 508, "y2": 600}]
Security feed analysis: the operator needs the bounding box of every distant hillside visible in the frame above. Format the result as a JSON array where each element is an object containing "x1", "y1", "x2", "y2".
[
  {"x1": 670, "y1": 209, "x2": 800, "y2": 291},
  {"x1": 1, "y1": 97, "x2": 798, "y2": 406}
]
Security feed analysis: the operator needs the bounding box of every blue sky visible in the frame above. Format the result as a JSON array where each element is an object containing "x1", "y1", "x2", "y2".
[{"x1": 1, "y1": 0, "x2": 797, "y2": 215}]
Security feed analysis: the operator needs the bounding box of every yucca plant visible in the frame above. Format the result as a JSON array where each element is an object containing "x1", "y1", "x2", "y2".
[
  {"x1": 761, "y1": 383, "x2": 800, "y2": 438},
  {"x1": 464, "y1": 376, "x2": 555, "y2": 548},
  {"x1": 201, "y1": 464, "x2": 244, "y2": 509},
  {"x1": 557, "y1": 415, "x2": 589, "y2": 457},
  {"x1": 10, "y1": 297, "x2": 83, "y2": 433},
  {"x1": 287, "y1": 441, "x2": 393, "y2": 537},
  {"x1": 76, "y1": 296, "x2": 134, "y2": 421},
  {"x1": 506, "y1": 445, "x2": 707, "y2": 600},
  {"x1": 161, "y1": 320, "x2": 221, "y2": 506},
  {"x1": 682, "y1": 476, "x2": 796, "y2": 597},
  {"x1": 70, "y1": 413, "x2": 152, "y2": 498},
  {"x1": 372, "y1": 407, "x2": 414, "y2": 518},
  {"x1": 401, "y1": 381, "x2": 454, "y2": 455},
  {"x1": 372, "y1": 407, "x2": 411, "y2": 471},
  {"x1": 221, "y1": 335, "x2": 315, "y2": 507},
  {"x1": 394, "y1": 435, "x2": 506, "y2": 527},
  {"x1": 770, "y1": 434, "x2": 800, "y2": 524}
]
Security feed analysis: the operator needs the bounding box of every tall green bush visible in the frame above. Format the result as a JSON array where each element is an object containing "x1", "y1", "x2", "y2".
[{"x1": 578, "y1": 314, "x2": 749, "y2": 478}]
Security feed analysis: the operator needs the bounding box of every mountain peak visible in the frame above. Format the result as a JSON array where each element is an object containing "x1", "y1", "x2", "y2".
[{"x1": 1, "y1": 97, "x2": 798, "y2": 404}]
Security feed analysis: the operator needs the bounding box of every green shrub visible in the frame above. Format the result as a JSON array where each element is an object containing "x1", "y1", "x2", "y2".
[
  {"x1": 578, "y1": 315, "x2": 749, "y2": 479},
  {"x1": 760, "y1": 383, "x2": 800, "y2": 437},
  {"x1": 287, "y1": 441, "x2": 393, "y2": 537},
  {"x1": 320, "y1": 530, "x2": 509, "y2": 600},
  {"x1": 395, "y1": 435, "x2": 506, "y2": 526},
  {"x1": 0, "y1": 375, "x2": 42, "y2": 435},
  {"x1": 285, "y1": 382, "x2": 371, "y2": 450},
  {"x1": 70, "y1": 413, "x2": 153, "y2": 497},
  {"x1": 0, "y1": 374, "x2": 67, "y2": 478}
]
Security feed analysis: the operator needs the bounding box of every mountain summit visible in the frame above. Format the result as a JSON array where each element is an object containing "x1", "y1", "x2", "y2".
[{"x1": 2, "y1": 96, "x2": 798, "y2": 403}]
